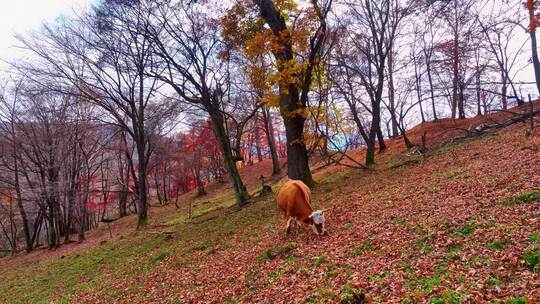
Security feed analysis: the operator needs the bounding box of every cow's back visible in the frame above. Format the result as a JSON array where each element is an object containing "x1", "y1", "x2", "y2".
[{"x1": 276, "y1": 180, "x2": 313, "y2": 219}]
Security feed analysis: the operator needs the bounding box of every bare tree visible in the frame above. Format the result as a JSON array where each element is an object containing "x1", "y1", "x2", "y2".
[
  {"x1": 14, "y1": 0, "x2": 167, "y2": 227},
  {"x1": 142, "y1": 0, "x2": 251, "y2": 206},
  {"x1": 331, "y1": 0, "x2": 414, "y2": 165}
]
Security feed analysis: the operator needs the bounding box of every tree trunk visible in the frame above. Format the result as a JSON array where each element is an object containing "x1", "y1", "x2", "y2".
[
  {"x1": 366, "y1": 98, "x2": 382, "y2": 166},
  {"x1": 47, "y1": 156, "x2": 61, "y2": 249},
  {"x1": 280, "y1": 97, "x2": 314, "y2": 187},
  {"x1": 136, "y1": 71, "x2": 149, "y2": 228},
  {"x1": 78, "y1": 219, "x2": 85, "y2": 242},
  {"x1": 529, "y1": 9, "x2": 540, "y2": 97},
  {"x1": 388, "y1": 49, "x2": 399, "y2": 137},
  {"x1": 451, "y1": 30, "x2": 460, "y2": 119},
  {"x1": 117, "y1": 153, "x2": 128, "y2": 217},
  {"x1": 262, "y1": 107, "x2": 281, "y2": 175},
  {"x1": 153, "y1": 172, "x2": 163, "y2": 205},
  {"x1": 365, "y1": 137, "x2": 376, "y2": 166},
  {"x1": 255, "y1": 0, "x2": 315, "y2": 187},
  {"x1": 136, "y1": 140, "x2": 148, "y2": 227},
  {"x1": 64, "y1": 190, "x2": 74, "y2": 244},
  {"x1": 501, "y1": 73, "x2": 508, "y2": 110},
  {"x1": 458, "y1": 85, "x2": 466, "y2": 119},
  {"x1": 282, "y1": 114, "x2": 314, "y2": 186},
  {"x1": 278, "y1": 82, "x2": 314, "y2": 186},
  {"x1": 195, "y1": 170, "x2": 207, "y2": 196},
  {"x1": 47, "y1": 203, "x2": 59, "y2": 249},
  {"x1": 208, "y1": 102, "x2": 250, "y2": 207},
  {"x1": 476, "y1": 68, "x2": 483, "y2": 116},
  {"x1": 13, "y1": 153, "x2": 32, "y2": 252},
  {"x1": 254, "y1": 117, "x2": 263, "y2": 162},
  {"x1": 413, "y1": 55, "x2": 426, "y2": 123},
  {"x1": 376, "y1": 127, "x2": 386, "y2": 152},
  {"x1": 426, "y1": 59, "x2": 438, "y2": 120}
]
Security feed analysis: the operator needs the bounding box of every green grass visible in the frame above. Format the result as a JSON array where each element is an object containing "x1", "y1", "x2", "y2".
[
  {"x1": 429, "y1": 142, "x2": 467, "y2": 156},
  {"x1": 436, "y1": 168, "x2": 470, "y2": 179},
  {"x1": 339, "y1": 285, "x2": 365, "y2": 304},
  {"x1": 351, "y1": 239, "x2": 374, "y2": 256},
  {"x1": 404, "y1": 275, "x2": 441, "y2": 293},
  {"x1": 149, "y1": 250, "x2": 169, "y2": 265},
  {"x1": 313, "y1": 255, "x2": 325, "y2": 266},
  {"x1": 446, "y1": 245, "x2": 461, "y2": 260},
  {"x1": 522, "y1": 244, "x2": 540, "y2": 273},
  {"x1": 384, "y1": 155, "x2": 421, "y2": 169},
  {"x1": 259, "y1": 242, "x2": 297, "y2": 262},
  {"x1": 486, "y1": 240, "x2": 507, "y2": 251},
  {"x1": 529, "y1": 233, "x2": 540, "y2": 242},
  {"x1": 500, "y1": 190, "x2": 540, "y2": 206},
  {"x1": 392, "y1": 217, "x2": 407, "y2": 225},
  {"x1": 0, "y1": 235, "x2": 162, "y2": 303},
  {"x1": 0, "y1": 188, "x2": 277, "y2": 304},
  {"x1": 416, "y1": 231, "x2": 435, "y2": 254},
  {"x1": 515, "y1": 190, "x2": 540, "y2": 203},
  {"x1": 486, "y1": 275, "x2": 504, "y2": 288},
  {"x1": 404, "y1": 262, "x2": 450, "y2": 297},
  {"x1": 430, "y1": 290, "x2": 464, "y2": 304},
  {"x1": 502, "y1": 296, "x2": 530, "y2": 304},
  {"x1": 454, "y1": 223, "x2": 476, "y2": 236},
  {"x1": 318, "y1": 170, "x2": 352, "y2": 184},
  {"x1": 186, "y1": 240, "x2": 214, "y2": 253}
]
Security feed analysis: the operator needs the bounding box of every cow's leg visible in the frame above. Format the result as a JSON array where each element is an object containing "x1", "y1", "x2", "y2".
[
  {"x1": 286, "y1": 217, "x2": 294, "y2": 235},
  {"x1": 295, "y1": 220, "x2": 301, "y2": 236}
]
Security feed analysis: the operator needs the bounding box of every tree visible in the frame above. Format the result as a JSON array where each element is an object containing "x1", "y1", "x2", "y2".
[
  {"x1": 142, "y1": 0, "x2": 251, "y2": 206},
  {"x1": 0, "y1": 78, "x2": 33, "y2": 252},
  {"x1": 14, "y1": 0, "x2": 170, "y2": 227},
  {"x1": 435, "y1": 0, "x2": 482, "y2": 119},
  {"x1": 223, "y1": 0, "x2": 332, "y2": 187},
  {"x1": 478, "y1": 15, "x2": 524, "y2": 109},
  {"x1": 331, "y1": 0, "x2": 412, "y2": 165}
]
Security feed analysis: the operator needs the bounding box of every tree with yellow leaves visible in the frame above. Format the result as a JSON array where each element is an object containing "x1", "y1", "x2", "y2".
[{"x1": 222, "y1": 0, "x2": 332, "y2": 187}]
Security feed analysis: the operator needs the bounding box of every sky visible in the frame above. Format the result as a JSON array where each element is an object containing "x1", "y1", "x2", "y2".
[
  {"x1": 0, "y1": 0, "x2": 93, "y2": 71},
  {"x1": 0, "y1": 0, "x2": 537, "y2": 101}
]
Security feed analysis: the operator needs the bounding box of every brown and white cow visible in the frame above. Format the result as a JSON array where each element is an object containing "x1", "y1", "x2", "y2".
[{"x1": 276, "y1": 180, "x2": 327, "y2": 235}]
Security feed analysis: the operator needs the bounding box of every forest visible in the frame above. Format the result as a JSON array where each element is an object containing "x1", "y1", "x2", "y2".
[{"x1": 0, "y1": 0, "x2": 539, "y2": 303}]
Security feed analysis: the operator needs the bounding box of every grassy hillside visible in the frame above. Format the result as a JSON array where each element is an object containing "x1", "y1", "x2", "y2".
[{"x1": 0, "y1": 114, "x2": 539, "y2": 303}]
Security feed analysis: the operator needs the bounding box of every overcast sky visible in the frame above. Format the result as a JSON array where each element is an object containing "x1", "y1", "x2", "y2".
[{"x1": 0, "y1": 0, "x2": 93, "y2": 71}]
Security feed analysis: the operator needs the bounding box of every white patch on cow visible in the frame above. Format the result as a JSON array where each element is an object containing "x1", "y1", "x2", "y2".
[
  {"x1": 309, "y1": 210, "x2": 326, "y2": 235},
  {"x1": 286, "y1": 217, "x2": 294, "y2": 230},
  {"x1": 310, "y1": 210, "x2": 325, "y2": 225}
]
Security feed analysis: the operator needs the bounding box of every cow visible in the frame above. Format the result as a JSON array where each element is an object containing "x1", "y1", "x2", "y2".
[{"x1": 276, "y1": 180, "x2": 327, "y2": 235}]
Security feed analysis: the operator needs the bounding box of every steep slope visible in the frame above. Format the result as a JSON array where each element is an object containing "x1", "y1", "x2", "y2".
[{"x1": 0, "y1": 107, "x2": 539, "y2": 303}]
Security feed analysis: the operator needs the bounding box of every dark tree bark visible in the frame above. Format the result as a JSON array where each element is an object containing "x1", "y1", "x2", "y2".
[
  {"x1": 426, "y1": 59, "x2": 438, "y2": 120},
  {"x1": 528, "y1": 4, "x2": 540, "y2": 97},
  {"x1": 413, "y1": 53, "x2": 426, "y2": 123},
  {"x1": 387, "y1": 48, "x2": 399, "y2": 137},
  {"x1": 13, "y1": 154, "x2": 32, "y2": 252},
  {"x1": 254, "y1": 118, "x2": 263, "y2": 163},
  {"x1": 207, "y1": 101, "x2": 250, "y2": 205},
  {"x1": 261, "y1": 106, "x2": 281, "y2": 175}
]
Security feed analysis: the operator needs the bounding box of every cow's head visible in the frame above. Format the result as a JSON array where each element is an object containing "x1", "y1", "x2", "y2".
[{"x1": 309, "y1": 210, "x2": 326, "y2": 235}]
